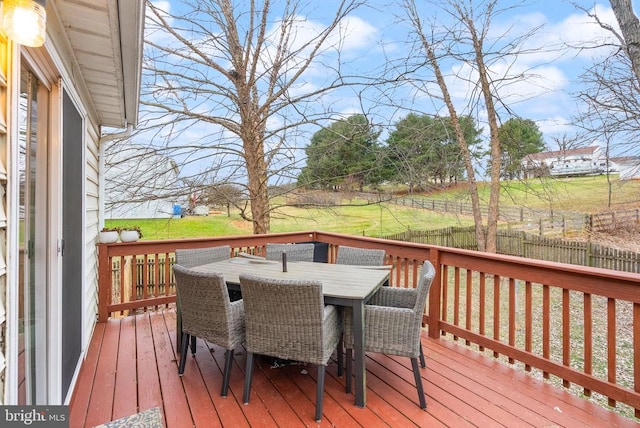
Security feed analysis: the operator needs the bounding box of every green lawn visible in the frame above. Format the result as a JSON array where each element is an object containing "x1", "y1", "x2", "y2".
[
  {"x1": 106, "y1": 200, "x2": 475, "y2": 240},
  {"x1": 106, "y1": 175, "x2": 640, "y2": 240},
  {"x1": 417, "y1": 174, "x2": 640, "y2": 212}
]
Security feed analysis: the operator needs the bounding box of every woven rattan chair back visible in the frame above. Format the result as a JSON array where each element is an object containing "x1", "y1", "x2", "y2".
[
  {"x1": 336, "y1": 245, "x2": 385, "y2": 266},
  {"x1": 174, "y1": 245, "x2": 232, "y2": 349},
  {"x1": 240, "y1": 274, "x2": 335, "y2": 364},
  {"x1": 175, "y1": 245, "x2": 230, "y2": 268},
  {"x1": 264, "y1": 243, "x2": 315, "y2": 262}
]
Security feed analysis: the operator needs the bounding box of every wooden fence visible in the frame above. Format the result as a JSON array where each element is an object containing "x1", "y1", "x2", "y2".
[
  {"x1": 363, "y1": 193, "x2": 640, "y2": 236},
  {"x1": 379, "y1": 227, "x2": 640, "y2": 273}
]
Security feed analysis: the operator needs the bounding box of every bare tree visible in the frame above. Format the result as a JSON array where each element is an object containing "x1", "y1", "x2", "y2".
[
  {"x1": 610, "y1": 0, "x2": 640, "y2": 84},
  {"x1": 397, "y1": 0, "x2": 545, "y2": 252},
  {"x1": 573, "y1": 3, "x2": 640, "y2": 205},
  {"x1": 131, "y1": 0, "x2": 369, "y2": 233}
]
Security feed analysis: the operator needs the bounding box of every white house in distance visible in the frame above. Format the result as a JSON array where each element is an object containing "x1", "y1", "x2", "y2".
[
  {"x1": 0, "y1": 0, "x2": 144, "y2": 408},
  {"x1": 612, "y1": 156, "x2": 640, "y2": 180},
  {"x1": 103, "y1": 142, "x2": 180, "y2": 219},
  {"x1": 522, "y1": 146, "x2": 607, "y2": 178}
]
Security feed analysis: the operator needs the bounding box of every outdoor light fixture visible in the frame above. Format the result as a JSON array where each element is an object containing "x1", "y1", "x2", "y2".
[{"x1": 2, "y1": 0, "x2": 46, "y2": 47}]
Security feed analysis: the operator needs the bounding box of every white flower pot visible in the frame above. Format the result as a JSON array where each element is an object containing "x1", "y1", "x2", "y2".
[
  {"x1": 99, "y1": 230, "x2": 119, "y2": 243},
  {"x1": 120, "y1": 230, "x2": 140, "y2": 242}
]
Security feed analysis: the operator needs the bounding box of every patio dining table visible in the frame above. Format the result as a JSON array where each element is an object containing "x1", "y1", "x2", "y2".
[{"x1": 192, "y1": 257, "x2": 391, "y2": 408}]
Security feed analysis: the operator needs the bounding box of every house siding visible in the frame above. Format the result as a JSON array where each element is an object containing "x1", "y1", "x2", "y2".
[{"x1": 84, "y1": 122, "x2": 100, "y2": 349}]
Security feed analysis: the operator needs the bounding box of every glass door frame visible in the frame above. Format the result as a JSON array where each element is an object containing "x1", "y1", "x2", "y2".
[{"x1": 18, "y1": 49, "x2": 64, "y2": 405}]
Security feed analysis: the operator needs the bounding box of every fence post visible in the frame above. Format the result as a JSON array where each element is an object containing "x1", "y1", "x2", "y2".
[
  {"x1": 427, "y1": 249, "x2": 442, "y2": 339},
  {"x1": 97, "y1": 244, "x2": 111, "y2": 322}
]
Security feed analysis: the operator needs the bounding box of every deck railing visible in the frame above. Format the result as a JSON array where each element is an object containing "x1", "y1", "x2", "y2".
[{"x1": 97, "y1": 230, "x2": 640, "y2": 418}]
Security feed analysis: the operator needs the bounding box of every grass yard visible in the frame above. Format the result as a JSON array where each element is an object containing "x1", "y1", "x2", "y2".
[
  {"x1": 106, "y1": 175, "x2": 640, "y2": 240},
  {"x1": 423, "y1": 175, "x2": 640, "y2": 212},
  {"x1": 106, "y1": 199, "x2": 475, "y2": 240}
]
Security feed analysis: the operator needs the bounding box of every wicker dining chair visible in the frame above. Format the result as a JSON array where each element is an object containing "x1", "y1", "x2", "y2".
[
  {"x1": 265, "y1": 243, "x2": 315, "y2": 262},
  {"x1": 334, "y1": 245, "x2": 386, "y2": 375},
  {"x1": 172, "y1": 264, "x2": 245, "y2": 397},
  {"x1": 239, "y1": 274, "x2": 341, "y2": 423},
  {"x1": 336, "y1": 245, "x2": 386, "y2": 266},
  {"x1": 175, "y1": 245, "x2": 231, "y2": 268},
  {"x1": 174, "y1": 246, "x2": 231, "y2": 350},
  {"x1": 343, "y1": 260, "x2": 436, "y2": 409}
]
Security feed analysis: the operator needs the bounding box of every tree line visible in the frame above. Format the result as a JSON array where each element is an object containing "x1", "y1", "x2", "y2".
[{"x1": 298, "y1": 114, "x2": 544, "y2": 192}]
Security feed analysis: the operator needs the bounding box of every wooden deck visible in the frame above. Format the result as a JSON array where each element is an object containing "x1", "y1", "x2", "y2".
[{"x1": 69, "y1": 310, "x2": 638, "y2": 427}]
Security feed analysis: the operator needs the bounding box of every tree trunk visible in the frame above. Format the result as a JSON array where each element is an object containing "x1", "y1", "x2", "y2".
[
  {"x1": 610, "y1": 0, "x2": 640, "y2": 85},
  {"x1": 467, "y1": 16, "x2": 500, "y2": 253},
  {"x1": 420, "y1": 35, "x2": 488, "y2": 252},
  {"x1": 243, "y1": 131, "x2": 271, "y2": 234}
]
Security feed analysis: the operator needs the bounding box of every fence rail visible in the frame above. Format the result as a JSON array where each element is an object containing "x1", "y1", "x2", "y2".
[
  {"x1": 361, "y1": 192, "x2": 640, "y2": 236},
  {"x1": 378, "y1": 226, "x2": 640, "y2": 273},
  {"x1": 97, "y1": 231, "x2": 640, "y2": 419}
]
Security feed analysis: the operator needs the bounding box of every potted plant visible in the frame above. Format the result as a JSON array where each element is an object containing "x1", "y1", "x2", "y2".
[
  {"x1": 120, "y1": 225, "x2": 143, "y2": 242},
  {"x1": 99, "y1": 227, "x2": 120, "y2": 243}
]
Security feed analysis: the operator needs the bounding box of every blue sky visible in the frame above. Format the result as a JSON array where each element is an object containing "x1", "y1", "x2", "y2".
[
  {"x1": 143, "y1": 1, "x2": 637, "y2": 180},
  {"x1": 301, "y1": 0, "x2": 631, "y2": 149}
]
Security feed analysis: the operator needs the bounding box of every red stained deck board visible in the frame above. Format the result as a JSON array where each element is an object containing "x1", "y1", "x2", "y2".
[
  {"x1": 83, "y1": 320, "x2": 119, "y2": 427},
  {"x1": 148, "y1": 309, "x2": 193, "y2": 428},
  {"x1": 134, "y1": 313, "x2": 164, "y2": 414},
  {"x1": 112, "y1": 316, "x2": 138, "y2": 420},
  {"x1": 179, "y1": 339, "x2": 224, "y2": 428},
  {"x1": 190, "y1": 340, "x2": 252, "y2": 427},
  {"x1": 72, "y1": 310, "x2": 640, "y2": 428},
  {"x1": 416, "y1": 345, "x2": 570, "y2": 426},
  {"x1": 432, "y1": 338, "x2": 638, "y2": 428},
  {"x1": 69, "y1": 322, "x2": 106, "y2": 428},
  {"x1": 301, "y1": 368, "x2": 372, "y2": 427}
]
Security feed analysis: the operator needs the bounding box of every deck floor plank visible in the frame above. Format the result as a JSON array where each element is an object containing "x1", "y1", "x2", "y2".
[
  {"x1": 420, "y1": 343, "x2": 576, "y2": 427},
  {"x1": 70, "y1": 310, "x2": 640, "y2": 428},
  {"x1": 134, "y1": 313, "x2": 164, "y2": 414},
  {"x1": 69, "y1": 322, "x2": 106, "y2": 428},
  {"x1": 112, "y1": 316, "x2": 138, "y2": 421},
  {"x1": 191, "y1": 339, "x2": 248, "y2": 428},
  {"x1": 432, "y1": 338, "x2": 639, "y2": 428},
  {"x1": 148, "y1": 309, "x2": 193, "y2": 428},
  {"x1": 83, "y1": 319, "x2": 120, "y2": 427}
]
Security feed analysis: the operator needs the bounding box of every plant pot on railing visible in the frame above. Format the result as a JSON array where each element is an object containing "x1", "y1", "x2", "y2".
[
  {"x1": 120, "y1": 226, "x2": 143, "y2": 242},
  {"x1": 99, "y1": 228, "x2": 120, "y2": 243}
]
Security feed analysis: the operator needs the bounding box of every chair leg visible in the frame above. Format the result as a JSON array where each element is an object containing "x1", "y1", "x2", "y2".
[
  {"x1": 336, "y1": 338, "x2": 343, "y2": 376},
  {"x1": 176, "y1": 295, "x2": 182, "y2": 352},
  {"x1": 411, "y1": 357, "x2": 427, "y2": 409},
  {"x1": 345, "y1": 348, "x2": 352, "y2": 393},
  {"x1": 221, "y1": 349, "x2": 234, "y2": 397},
  {"x1": 178, "y1": 333, "x2": 189, "y2": 375},
  {"x1": 315, "y1": 365, "x2": 325, "y2": 422},
  {"x1": 243, "y1": 352, "x2": 255, "y2": 404},
  {"x1": 190, "y1": 335, "x2": 197, "y2": 356},
  {"x1": 419, "y1": 343, "x2": 426, "y2": 368},
  {"x1": 337, "y1": 307, "x2": 344, "y2": 377}
]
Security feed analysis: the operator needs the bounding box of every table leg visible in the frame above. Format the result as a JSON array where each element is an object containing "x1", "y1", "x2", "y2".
[{"x1": 353, "y1": 300, "x2": 366, "y2": 407}]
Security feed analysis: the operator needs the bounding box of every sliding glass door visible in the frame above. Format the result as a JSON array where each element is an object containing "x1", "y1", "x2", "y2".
[{"x1": 18, "y1": 65, "x2": 49, "y2": 405}]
